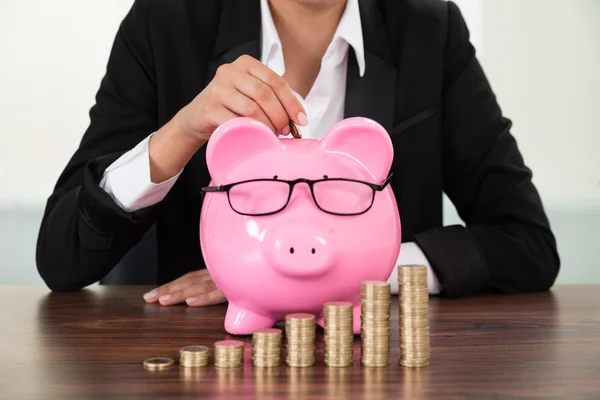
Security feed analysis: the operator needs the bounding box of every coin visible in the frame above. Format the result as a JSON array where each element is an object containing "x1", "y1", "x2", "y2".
[
  {"x1": 324, "y1": 302, "x2": 354, "y2": 368},
  {"x1": 398, "y1": 265, "x2": 430, "y2": 368},
  {"x1": 214, "y1": 340, "x2": 244, "y2": 368},
  {"x1": 179, "y1": 345, "x2": 209, "y2": 368},
  {"x1": 360, "y1": 281, "x2": 390, "y2": 367},
  {"x1": 143, "y1": 357, "x2": 174, "y2": 370},
  {"x1": 253, "y1": 328, "x2": 282, "y2": 368},
  {"x1": 285, "y1": 313, "x2": 316, "y2": 367},
  {"x1": 289, "y1": 119, "x2": 302, "y2": 138}
]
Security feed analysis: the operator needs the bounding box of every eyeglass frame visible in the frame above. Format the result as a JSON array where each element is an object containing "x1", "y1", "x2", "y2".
[{"x1": 200, "y1": 173, "x2": 394, "y2": 217}]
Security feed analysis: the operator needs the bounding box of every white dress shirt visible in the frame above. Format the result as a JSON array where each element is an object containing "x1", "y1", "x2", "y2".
[{"x1": 99, "y1": 0, "x2": 442, "y2": 295}]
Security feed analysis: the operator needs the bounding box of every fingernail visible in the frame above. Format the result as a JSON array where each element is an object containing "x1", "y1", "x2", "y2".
[
  {"x1": 186, "y1": 297, "x2": 197, "y2": 305},
  {"x1": 159, "y1": 294, "x2": 172, "y2": 302},
  {"x1": 297, "y1": 112, "x2": 308, "y2": 126},
  {"x1": 281, "y1": 125, "x2": 291, "y2": 136},
  {"x1": 143, "y1": 289, "x2": 157, "y2": 301}
]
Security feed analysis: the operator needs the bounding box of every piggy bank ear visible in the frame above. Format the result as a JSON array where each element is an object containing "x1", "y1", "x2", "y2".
[
  {"x1": 319, "y1": 117, "x2": 393, "y2": 181},
  {"x1": 205, "y1": 117, "x2": 283, "y2": 183}
]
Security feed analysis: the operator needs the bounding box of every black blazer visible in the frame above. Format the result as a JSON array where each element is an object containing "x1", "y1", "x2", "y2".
[{"x1": 36, "y1": 0, "x2": 560, "y2": 297}]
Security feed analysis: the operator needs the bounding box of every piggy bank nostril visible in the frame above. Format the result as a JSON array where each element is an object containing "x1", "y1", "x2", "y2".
[{"x1": 288, "y1": 247, "x2": 317, "y2": 255}]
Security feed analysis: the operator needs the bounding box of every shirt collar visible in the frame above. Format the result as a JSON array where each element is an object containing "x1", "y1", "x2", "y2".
[{"x1": 260, "y1": 0, "x2": 366, "y2": 77}]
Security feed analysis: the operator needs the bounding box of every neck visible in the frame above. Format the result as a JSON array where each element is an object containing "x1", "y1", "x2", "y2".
[{"x1": 268, "y1": 0, "x2": 347, "y2": 61}]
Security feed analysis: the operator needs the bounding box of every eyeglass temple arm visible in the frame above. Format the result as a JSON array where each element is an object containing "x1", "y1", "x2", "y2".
[
  {"x1": 201, "y1": 185, "x2": 226, "y2": 192},
  {"x1": 377, "y1": 173, "x2": 394, "y2": 189}
]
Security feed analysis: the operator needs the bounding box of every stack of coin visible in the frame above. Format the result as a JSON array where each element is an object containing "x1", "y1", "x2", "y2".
[
  {"x1": 252, "y1": 328, "x2": 282, "y2": 367},
  {"x1": 179, "y1": 345, "x2": 210, "y2": 368},
  {"x1": 285, "y1": 313, "x2": 316, "y2": 367},
  {"x1": 360, "y1": 281, "x2": 391, "y2": 367},
  {"x1": 323, "y1": 301, "x2": 354, "y2": 367},
  {"x1": 214, "y1": 340, "x2": 244, "y2": 368},
  {"x1": 398, "y1": 265, "x2": 430, "y2": 368}
]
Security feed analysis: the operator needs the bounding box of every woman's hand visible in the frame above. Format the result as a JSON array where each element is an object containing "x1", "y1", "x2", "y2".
[
  {"x1": 147, "y1": 54, "x2": 307, "y2": 184},
  {"x1": 143, "y1": 269, "x2": 227, "y2": 307},
  {"x1": 176, "y1": 54, "x2": 308, "y2": 143}
]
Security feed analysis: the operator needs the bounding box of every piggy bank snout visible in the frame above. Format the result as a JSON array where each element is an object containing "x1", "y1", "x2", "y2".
[{"x1": 270, "y1": 225, "x2": 332, "y2": 278}]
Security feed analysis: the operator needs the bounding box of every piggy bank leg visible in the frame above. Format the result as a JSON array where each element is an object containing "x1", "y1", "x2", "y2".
[{"x1": 224, "y1": 303, "x2": 276, "y2": 335}]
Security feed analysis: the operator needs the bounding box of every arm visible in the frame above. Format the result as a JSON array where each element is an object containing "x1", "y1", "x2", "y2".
[
  {"x1": 36, "y1": 1, "x2": 307, "y2": 292},
  {"x1": 36, "y1": 1, "x2": 167, "y2": 291},
  {"x1": 413, "y1": 2, "x2": 560, "y2": 297}
]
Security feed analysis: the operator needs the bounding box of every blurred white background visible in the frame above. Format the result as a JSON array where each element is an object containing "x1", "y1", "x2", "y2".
[{"x1": 0, "y1": 0, "x2": 598, "y2": 285}]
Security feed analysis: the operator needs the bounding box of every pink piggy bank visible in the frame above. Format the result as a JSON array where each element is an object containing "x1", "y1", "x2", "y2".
[{"x1": 199, "y1": 117, "x2": 401, "y2": 335}]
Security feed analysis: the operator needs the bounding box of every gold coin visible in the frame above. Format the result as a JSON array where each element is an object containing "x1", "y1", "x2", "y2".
[
  {"x1": 181, "y1": 345, "x2": 210, "y2": 353},
  {"x1": 253, "y1": 328, "x2": 282, "y2": 336},
  {"x1": 361, "y1": 280, "x2": 391, "y2": 287},
  {"x1": 143, "y1": 357, "x2": 174, "y2": 370},
  {"x1": 215, "y1": 340, "x2": 244, "y2": 347},
  {"x1": 289, "y1": 119, "x2": 302, "y2": 138},
  {"x1": 324, "y1": 301, "x2": 353, "y2": 309}
]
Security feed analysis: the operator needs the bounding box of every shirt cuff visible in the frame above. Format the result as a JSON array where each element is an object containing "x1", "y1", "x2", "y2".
[
  {"x1": 99, "y1": 134, "x2": 182, "y2": 212},
  {"x1": 387, "y1": 242, "x2": 443, "y2": 295}
]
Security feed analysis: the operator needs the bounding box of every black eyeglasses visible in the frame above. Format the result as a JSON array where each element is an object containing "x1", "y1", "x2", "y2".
[{"x1": 201, "y1": 174, "x2": 393, "y2": 217}]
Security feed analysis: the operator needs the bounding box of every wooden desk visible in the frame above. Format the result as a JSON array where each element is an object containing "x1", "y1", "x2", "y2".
[{"x1": 1, "y1": 285, "x2": 599, "y2": 399}]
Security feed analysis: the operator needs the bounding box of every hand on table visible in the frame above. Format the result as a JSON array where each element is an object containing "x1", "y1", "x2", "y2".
[{"x1": 143, "y1": 270, "x2": 227, "y2": 307}]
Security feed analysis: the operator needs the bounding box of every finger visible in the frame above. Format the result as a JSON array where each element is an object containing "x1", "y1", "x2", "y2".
[
  {"x1": 214, "y1": 85, "x2": 277, "y2": 132},
  {"x1": 161, "y1": 279, "x2": 218, "y2": 306},
  {"x1": 143, "y1": 288, "x2": 160, "y2": 303},
  {"x1": 158, "y1": 275, "x2": 212, "y2": 306},
  {"x1": 143, "y1": 270, "x2": 211, "y2": 303},
  {"x1": 233, "y1": 75, "x2": 290, "y2": 134},
  {"x1": 186, "y1": 289, "x2": 227, "y2": 307},
  {"x1": 236, "y1": 55, "x2": 308, "y2": 127}
]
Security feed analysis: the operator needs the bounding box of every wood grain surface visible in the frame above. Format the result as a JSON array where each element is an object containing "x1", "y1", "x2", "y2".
[{"x1": 1, "y1": 285, "x2": 599, "y2": 399}]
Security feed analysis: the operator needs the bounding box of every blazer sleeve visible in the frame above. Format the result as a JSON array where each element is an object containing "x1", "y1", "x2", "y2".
[
  {"x1": 413, "y1": 1, "x2": 560, "y2": 297},
  {"x1": 36, "y1": 0, "x2": 161, "y2": 291}
]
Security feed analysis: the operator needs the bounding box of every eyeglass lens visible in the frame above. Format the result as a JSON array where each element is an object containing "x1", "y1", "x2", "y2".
[{"x1": 227, "y1": 180, "x2": 375, "y2": 215}]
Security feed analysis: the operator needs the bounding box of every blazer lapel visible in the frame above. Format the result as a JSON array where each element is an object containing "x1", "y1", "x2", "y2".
[
  {"x1": 206, "y1": 0, "x2": 261, "y2": 84},
  {"x1": 344, "y1": 0, "x2": 397, "y2": 135}
]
